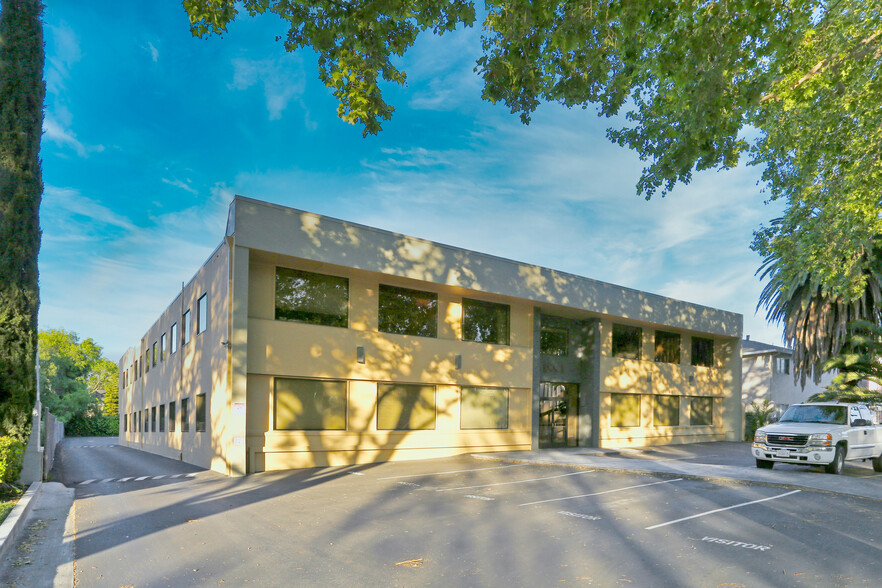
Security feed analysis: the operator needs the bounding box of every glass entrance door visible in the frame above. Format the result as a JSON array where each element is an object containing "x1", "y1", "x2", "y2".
[{"x1": 539, "y1": 382, "x2": 579, "y2": 448}]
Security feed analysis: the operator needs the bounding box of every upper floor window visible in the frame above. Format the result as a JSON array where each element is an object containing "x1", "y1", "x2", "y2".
[
  {"x1": 170, "y1": 323, "x2": 178, "y2": 354},
  {"x1": 145, "y1": 350, "x2": 150, "y2": 373},
  {"x1": 152, "y1": 342, "x2": 157, "y2": 366},
  {"x1": 462, "y1": 298, "x2": 510, "y2": 345},
  {"x1": 378, "y1": 284, "x2": 437, "y2": 337},
  {"x1": 275, "y1": 268, "x2": 349, "y2": 328},
  {"x1": 612, "y1": 324, "x2": 642, "y2": 360},
  {"x1": 160, "y1": 332, "x2": 167, "y2": 361},
  {"x1": 654, "y1": 330, "x2": 681, "y2": 364},
  {"x1": 775, "y1": 357, "x2": 790, "y2": 374},
  {"x1": 183, "y1": 309, "x2": 191, "y2": 344},
  {"x1": 197, "y1": 293, "x2": 208, "y2": 334},
  {"x1": 540, "y1": 326, "x2": 568, "y2": 356},
  {"x1": 691, "y1": 337, "x2": 714, "y2": 367}
]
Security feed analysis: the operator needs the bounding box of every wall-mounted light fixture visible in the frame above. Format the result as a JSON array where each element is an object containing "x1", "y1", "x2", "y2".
[
  {"x1": 455, "y1": 354, "x2": 462, "y2": 370},
  {"x1": 356, "y1": 346, "x2": 365, "y2": 364}
]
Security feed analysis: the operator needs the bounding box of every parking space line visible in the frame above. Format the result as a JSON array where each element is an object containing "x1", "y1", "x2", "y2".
[
  {"x1": 519, "y1": 478, "x2": 683, "y2": 507},
  {"x1": 135, "y1": 476, "x2": 150, "y2": 481},
  {"x1": 79, "y1": 479, "x2": 96, "y2": 485},
  {"x1": 185, "y1": 473, "x2": 198, "y2": 478},
  {"x1": 645, "y1": 489, "x2": 801, "y2": 530},
  {"x1": 100, "y1": 478, "x2": 115, "y2": 484},
  {"x1": 436, "y1": 470, "x2": 594, "y2": 492},
  {"x1": 379, "y1": 464, "x2": 528, "y2": 480},
  {"x1": 118, "y1": 477, "x2": 133, "y2": 482}
]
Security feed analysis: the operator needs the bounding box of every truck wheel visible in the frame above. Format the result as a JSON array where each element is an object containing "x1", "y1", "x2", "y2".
[
  {"x1": 755, "y1": 459, "x2": 774, "y2": 469},
  {"x1": 825, "y1": 446, "x2": 845, "y2": 474},
  {"x1": 873, "y1": 453, "x2": 882, "y2": 473}
]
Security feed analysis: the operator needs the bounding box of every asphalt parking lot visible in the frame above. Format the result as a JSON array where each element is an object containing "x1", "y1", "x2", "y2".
[{"x1": 5, "y1": 440, "x2": 882, "y2": 587}]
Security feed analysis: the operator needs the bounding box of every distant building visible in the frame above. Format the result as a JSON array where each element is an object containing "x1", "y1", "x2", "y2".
[
  {"x1": 741, "y1": 337, "x2": 835, "y2": 414},
  {"x1": 118, "y1": 196, "x2": 744, "y2": 476}
]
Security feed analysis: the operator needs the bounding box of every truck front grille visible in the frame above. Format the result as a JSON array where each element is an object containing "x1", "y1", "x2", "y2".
[{"x1": 767, "y1": 433, "x2": 809, "y2": 447}]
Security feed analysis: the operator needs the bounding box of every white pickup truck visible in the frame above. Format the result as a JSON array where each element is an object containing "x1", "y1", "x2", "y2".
[{"x1": 752, "y1": 402, "x2": 882, "y2": 474}]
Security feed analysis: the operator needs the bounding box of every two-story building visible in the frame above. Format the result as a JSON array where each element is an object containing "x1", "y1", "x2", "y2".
[{"x1": 118, "y1": 196, "x2": 744, "y2": 476}]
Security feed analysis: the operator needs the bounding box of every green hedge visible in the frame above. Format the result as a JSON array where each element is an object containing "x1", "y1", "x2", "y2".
[
  {"x1": 65, "y1": 414, "x2": 118, "y2": 437},
  {"x1": 0, "y1": 437, "x2": 25, "y2": 484}
]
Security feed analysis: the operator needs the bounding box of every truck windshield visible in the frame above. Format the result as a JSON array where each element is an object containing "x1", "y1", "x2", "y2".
[{"x1": 779, "y1": 405, "x2": 847, "y2": 425}]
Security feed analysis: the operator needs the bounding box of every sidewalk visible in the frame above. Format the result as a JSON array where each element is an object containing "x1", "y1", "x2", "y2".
[
  {"x1": 473, "y1": 441, "x2": 882, "y2": 501},
  {"x1": 0, "y1": 482, "x2": 75, "y2": 588}
]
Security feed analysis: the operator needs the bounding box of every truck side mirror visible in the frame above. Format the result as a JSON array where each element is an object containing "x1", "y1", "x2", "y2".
[
  {"x1": 768, "y1": 415, "x2": 778, "y2": 424},
  {"x1": 852, "y1": 418, "x2": 871, "y2": 427}
]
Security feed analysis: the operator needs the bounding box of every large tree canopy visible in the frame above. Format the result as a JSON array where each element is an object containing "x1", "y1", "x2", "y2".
[{"x1": 184, "y1": 1, "x2": 882, "y2": 316}]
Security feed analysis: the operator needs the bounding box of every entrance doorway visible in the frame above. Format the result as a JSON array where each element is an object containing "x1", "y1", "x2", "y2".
[{"x1": 539, "y1": 382, "x2": 579, "y2": 448}]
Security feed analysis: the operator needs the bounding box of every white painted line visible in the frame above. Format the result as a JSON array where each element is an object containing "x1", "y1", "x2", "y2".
[
  {"x1": 397, "y1": 482, "x2": 421, "y2": 487},
  {"x1": 559, "y1": 511, "x2": 601, "y2": 521},
  {"x1": 79, "y1": 479, "x2": 96, "y2": 485},
  {"x1": 519, "y1": 478, "x2": 683, "y2": 507},
  {"x1": 134, "y1": 476, "x2": 150, "y2": 481},
  {"x1": 379, "y1": 464, "x2": 528, "y2": 480},
  {"x1": 436, "y1": 470, "x2": 594, "y2": 492},
  {"x1": 185, "y1": 473, "x2": 198, "y2": 478},
  {"x1": 152, "y1": 475, "x2": 166, "y2": 480},
  {"x1": 169, "y1": 474, "x2": 183, "y2": 479},
  {"x1": 645, "y1": 490, "x2": 802, "y2": 530},
  {"x1": 118, "y1": 477, "x2": 133, "y2": 482},
  {"x1": 100, "y1": 478, "x2": 115, "y2": 484},
  {"x1": 349, "y1": 472, "x2": 365, "y2": 476},
  {"x1": 464, "y1": 495, "x2": 496, "y2": 501}
]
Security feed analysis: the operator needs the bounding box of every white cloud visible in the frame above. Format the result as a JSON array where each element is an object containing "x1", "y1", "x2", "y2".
[
  {"x1": 230, "y1": 56, "x2": 306, "y2": 120},
  {"x1": 145, "y1": 41, "x2": 159, "y2": 62},
  {"x1": 162, "y1": 178, "x2": 198, "y2": 194},
  {"x1": 43, "y1": 116, "x2": 104, "y2": 157},
  {"x1": 38, "y1": 185, "x2": 232, "y2": 360}
]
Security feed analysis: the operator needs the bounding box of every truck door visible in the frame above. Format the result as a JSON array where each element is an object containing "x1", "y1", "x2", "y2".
[{"x1": 848, "y1": 406, "x2": 875, "y2": 459}]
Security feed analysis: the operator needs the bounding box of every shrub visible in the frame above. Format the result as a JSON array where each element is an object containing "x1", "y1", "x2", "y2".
[
  {"x1": 0, "y1": 437, "x2": 25, "y2": 484},
  {"x1": 744, "y1": 399, "x2": 776, "y2": 441},
  {"x1": 65, "y1": 414, "x2": 118, "y2": 437}
]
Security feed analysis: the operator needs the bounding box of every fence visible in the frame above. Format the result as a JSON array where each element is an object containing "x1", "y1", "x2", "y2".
[{"x1": 18, "y1": 403, "x2": 64, "y2": 484}]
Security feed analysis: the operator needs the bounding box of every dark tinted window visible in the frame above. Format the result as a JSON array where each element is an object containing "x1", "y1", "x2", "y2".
[
  {"x1": 378, "y1": 285, "x2": 437, "y2": 337},
  {"x1": 654, "y1": 331, "x2": 681, "y2": 364},
  {"x1": 275, "y1": 268, "x2": 349, "y2": 328},
  {"x1": 691, "y1": 337, "x2": 714, "y2": 367},
  {"x1": 612, "y1": 324, "x2": 642, "y2": 359},
  {"x1": 462, "y1": 299, "x2": 510, "y2": 345}
]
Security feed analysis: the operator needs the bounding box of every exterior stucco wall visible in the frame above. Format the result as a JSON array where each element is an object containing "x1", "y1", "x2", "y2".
[
  {"x1": 742, "y1": 351, "x2": 835, "y2": 413},
  {"x1": 118, "y1": 243, "x2": 231, "y2": 474}
]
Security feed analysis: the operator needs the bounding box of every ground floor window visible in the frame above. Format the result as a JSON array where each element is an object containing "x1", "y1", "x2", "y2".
[
  {"x1": 653, "y1": 395, "x2": 680, "y2": 426},
  {"x1": 159, "y1": 405, "x2": 166, "y2": 432},
  {"x1": 144, "y1": 409, "x2": 149, "y2": 432},
  {"x1": 181, "y1": 398, "x2": 190, "y2": 432},
  {"x1": 274, "y1": 378, "x2": 347, "y2": 430},
  {"x1": 690, "y1": 397, "x2": 714, "y2": 425},
  {"x1": 169, "y1": 401, "x2": 176, "y2": 432},
  {"x1": 610, "y1": 393, "x2": 641, "y2": 427},
  {"x1": 196, "y1": 393, "x2": 206, "y2": 432},
  {"x1": 377, "y1": 384, "x2": 436, "y2": 430},
  {"x1": 461, "y1": 387, "x2": 509, "y2": 429},
  {"x1": 152, "y1": 406, "x2": 157, "y2": 432}
]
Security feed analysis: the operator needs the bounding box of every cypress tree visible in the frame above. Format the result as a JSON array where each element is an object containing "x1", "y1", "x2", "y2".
[{"x1": 0, "y1": 0, "x2": 44, "y2": 440}]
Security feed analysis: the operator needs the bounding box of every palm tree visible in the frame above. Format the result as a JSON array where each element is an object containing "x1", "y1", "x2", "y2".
[{"x1": 757, "y1": 240, "x2": 882, "y2": 386}]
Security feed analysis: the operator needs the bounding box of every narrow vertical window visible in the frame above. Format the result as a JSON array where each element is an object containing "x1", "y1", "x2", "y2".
[
  {"x1": 159, "y1": 404, "x2": 166, "y2": 432},
  {"x1": 161, "y1": 333, "x2": 167, "y2": 361},
  {"x1": 183, "y1": 309, "x2": 191, "y2": 344},
  {"x1": 170, "y1": 323, "x2": 178, "y2": 354},
  {"x1": 151, "y1": 406, "x2": 157, "y2": 431},
  {"x1": 145, "y1": 351, "x2": 150, "y2": 373},
  {"x1": 180, "y1": 398, "x2": 190, "y2": 432},
  {"x1": 169, "y1": 401, "x2": 176, "y2": 432},
  {"x1": 197, "y1": 293, "x2": 208, "y2": 334},
  {"x1": 195, "y1": 393, "x2": 207, "y2": 432}
]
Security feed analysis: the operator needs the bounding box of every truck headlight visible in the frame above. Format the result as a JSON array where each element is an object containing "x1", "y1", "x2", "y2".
[
  {"x1": 808, "y1": 433, "x2": 832, "y2": 446},
  {"x1": 754, "y1": 431, "x2": 767, "y2": 444}
]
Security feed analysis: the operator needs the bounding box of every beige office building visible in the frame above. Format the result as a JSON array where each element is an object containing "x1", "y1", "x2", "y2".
[{"x1": 118, "y1": 196, "x2": 743, "y2": 476}]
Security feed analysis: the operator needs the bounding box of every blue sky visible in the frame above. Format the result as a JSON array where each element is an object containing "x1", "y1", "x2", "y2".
[{"x1": 39, "y1": 1, "x2": 785, "y2": 361}]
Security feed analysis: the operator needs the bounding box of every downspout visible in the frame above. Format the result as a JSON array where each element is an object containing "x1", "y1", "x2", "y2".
[{"x1": 179, "y1": 280, "x2": 185, "y2": 460}]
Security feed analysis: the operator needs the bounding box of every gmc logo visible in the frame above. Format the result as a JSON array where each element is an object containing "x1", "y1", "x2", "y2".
[{"x1": 778, "y1": 436, "x2": 794, "y2": 441}]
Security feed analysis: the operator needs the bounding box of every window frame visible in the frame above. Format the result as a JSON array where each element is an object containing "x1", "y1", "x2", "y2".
[
  {"x1": 183, "y1": 309, "x2": 191, "y2": 345},
  {"x1": 161, "y1": 332, "x2": 167, "y2": 361},
  {"x1": 460, "y1": 386, "x2": 510, "y2": 430},
  {"x1": 170, "y1": 322, "x2": 178, "y2": 354},
  {"x1": 689, "y1": 396, "x2": 714, "y2": 426},
  {"x1": 195, "y1": 393, "x2": 206, "y2": 432},
  {"x1": 159, "y1": 404, "x2": 166, "y2": 432},
  {"x1": 461, "y1": 298, "x2": 510, "y2": 346},
  {"x1": 378, "y1": 284, "x2": 438, "y2": 338},
  {"x1": 273, "y1": 377, "x2": 348, "y2": 431},
  {"x1": 612, "y1": 324, "x2": 642, "y2": 360},
  {"x1": 377, "y1": 383, "x2": 437, "y2": 430},
  {"x1": 610, "y1": 393, "x2": 641, "y2": 428},
  {"x1": 169, "y1": 401, "x2": 176, "y2": 433},
  {"x1": 274, "y1": 267, "x2": 350, "y2": 328},
  {"x1": 180, "y1": 397, "x2": 190, "y2": 432},
  {"x1": 654, "y1": 330, "x2": 681, "y2": 364},
  {"x1": 197, "y1": 293, "x2": 208, "y2": 334},
  {"x1": 653, "y1": 395, "x2": 680, "y2": 426},
  {"x1": 691, "y1": 336, "x2": 714, "y2": 367}
]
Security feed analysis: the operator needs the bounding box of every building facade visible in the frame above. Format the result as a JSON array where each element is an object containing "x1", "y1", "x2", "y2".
[
  {"x1": 118, "y1": 197, "x2": 744, "y2": 476},
  {"x1": 741, "y1": 338, "x2": 835, "y2": 415}
]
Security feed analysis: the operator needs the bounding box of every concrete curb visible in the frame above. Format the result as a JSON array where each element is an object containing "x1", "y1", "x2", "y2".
[{"x1": 0, "y1": 481, "x2": 42, "y2": 564}]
